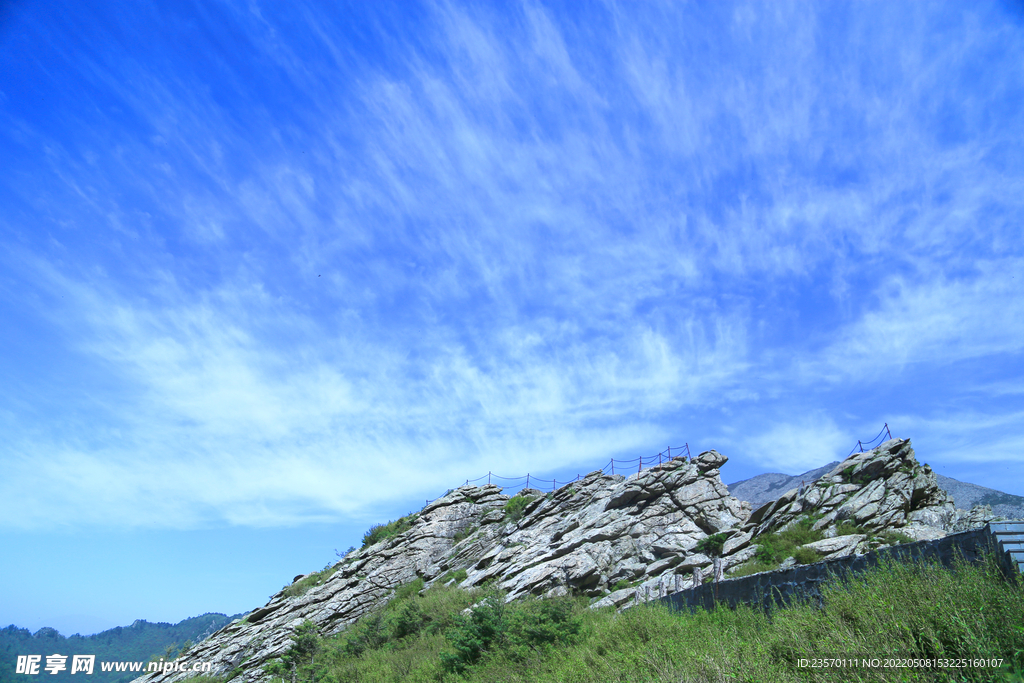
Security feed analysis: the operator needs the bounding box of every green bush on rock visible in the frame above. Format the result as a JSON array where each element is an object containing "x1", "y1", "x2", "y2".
[
  {"x1": 362, "y1": 512, "x2": 419, "y2": 548},
  {"x1": 503, "y1": 494, "x2": 536, "y2": 523}
]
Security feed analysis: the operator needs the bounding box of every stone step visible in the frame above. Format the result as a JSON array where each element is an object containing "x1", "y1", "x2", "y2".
[
  {"x1": 993, "y1": 534, "x2": 1024, "y2": 544},
  {"x1": 987, "y1": 521, "x2": 1024, "y2": 575}
]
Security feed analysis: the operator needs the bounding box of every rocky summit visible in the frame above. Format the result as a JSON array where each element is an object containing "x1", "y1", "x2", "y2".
[{"x1": 134, "y1": 438, "x2": 1003, "y2": 683}]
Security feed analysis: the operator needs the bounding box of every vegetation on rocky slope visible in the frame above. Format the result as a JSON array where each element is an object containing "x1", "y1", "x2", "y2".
[
  {"x1": 730, "y1": 512, "x2": 919, "y2": 578},
  {"x1": 135, "y1": 441, "x2": 1012, "y2": 683},
  {"x1": 362, "y1": 513, "x2": 420, "y2": 549},
  {"x1": 282, "y1": 565, "x2": 341, "y2": 599},
  {"x1": 248, "y1": 552, "x2": 1023, "y2": 683},
  {"x1": 501, "y1": 493, "x2": 536, "y2": 523}
]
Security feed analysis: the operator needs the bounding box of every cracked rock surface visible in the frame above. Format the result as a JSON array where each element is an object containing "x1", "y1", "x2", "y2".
[
  {"x1": 133, "y1": 440, "x2": 997, "y2": 683},
  {"x1": 728, "y1": 438, "x2": 1005, "y2": 567}
]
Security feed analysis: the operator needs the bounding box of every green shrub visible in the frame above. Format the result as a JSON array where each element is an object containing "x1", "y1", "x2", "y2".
[
  {"x1": 694, "y1": 532, "x2": 730, "y2": 557},
  {"x1": 439, "y1": 594, "x2": 507, "y2": 674},
  {"x1": 503, "y1": 494, "x2": 536, "y2": 523},
  {"x1": 439, "y1": 568, "x2": 468, "y2": 585},
  {"x1": 752, "y1": 514, "x2": 825, "y2": 566},
  {"x1": 343, "y1": 580, "x2": 431, "y2": 656},
  {"x1": 439, "y1": 593, "x2": 583, "y2": 674},
  {"x1": 787, "y1": 512, "x2": 824, "y2": 537},
  {"x1": 336, "y1": 545, "x2": 359, "y2": 564},
  {"x1": 385, "y1": 599, "x2": 425, "y2": 641},
  {"x1": 262, "y1": 620, "x2": 320, "y2": 683},
  {"x1": 754, "y1": 535, "x2": 785, "y2": 565},
  {"x1": 361, "y1": 512, "x2": 419, "y2": 548},
  {"x1": 453, "y1": 525, "x2": 479, "y2": 543},
  {"x1": 611, "y1": 579, "x2": 632, "y2": 591},
  {"x1": 394, "y1": 577, "x2": 425, "y2": 601},
  {"x1": 341, "y1": 611, "x2": 388, "y2": 657},
  {"x1": 792, "y1": 546, "x2": 822, "y2": 565}
]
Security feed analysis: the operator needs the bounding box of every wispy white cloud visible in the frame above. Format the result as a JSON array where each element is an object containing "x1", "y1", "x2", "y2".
[
  {"x1": 0, "y1": 240, "x2": 751, "y2": 529},
  {"x1": 806, "y1": 259, "x2": 1024, "y2": 379},
  {"x1": 1, "y1": 0, "x2": 1023, "y2": 530},
  {"x1": 720, "y1": 414, "x2": 851, "y2": 474}
]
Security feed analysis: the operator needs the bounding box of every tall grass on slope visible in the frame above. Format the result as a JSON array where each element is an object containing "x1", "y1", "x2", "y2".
[{"x1": 261, "y1": 551, "x2": 1023, "y2": 683}]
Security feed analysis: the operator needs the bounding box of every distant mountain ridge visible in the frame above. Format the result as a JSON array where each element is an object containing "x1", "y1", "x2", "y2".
[
  {"x1": 728, "y1": 463, "x2": 1024, "y2": 520},
  {"x1": 0, "y1": 613, "x2": 242, "y2": 683}
]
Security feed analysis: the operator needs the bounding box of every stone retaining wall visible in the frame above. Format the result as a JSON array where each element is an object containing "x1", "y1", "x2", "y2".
[{"x1": 656, "y1": 524, "x2": 1016, "y2": 614}]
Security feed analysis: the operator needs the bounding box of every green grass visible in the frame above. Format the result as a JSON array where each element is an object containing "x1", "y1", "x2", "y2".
[
  {"x1": 835, "y1": 520, "x2": 867, "y2": 536},
  {"x1": 438, "y1": 569, "x2": 468, "y2": 585},
  {"x1": 874, "y1": 530, "x2": 915, "y2": 546},
  {"x1": 728, "y1": 559, "x2": 779, "y2": 577},
  {"x1": 453, "y1": 525, "x2": 479, "y2": 544},
  {"x1": 282, "y1": 564, "x2": 339, "y2": 598},
  {"x1": 749, "y1": 514, "x2": 826, "y2": 568},
  {"x1": 733, "y1": 516, "x2": 914, "y2": 577},
  {"x1": 363, "y1": 513, "x2": 420, "y2": 549},
  {"x1": 792, "y1": 546, "x2": 823, "y2": 565},
  {"x1": 261, "y1": 552, "x2": 1024, "y2": 683}
]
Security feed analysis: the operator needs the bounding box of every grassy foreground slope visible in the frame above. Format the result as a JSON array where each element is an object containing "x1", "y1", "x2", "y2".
[{"x1": 229, "y1": 553, "x2": 1023, "y2": 683}]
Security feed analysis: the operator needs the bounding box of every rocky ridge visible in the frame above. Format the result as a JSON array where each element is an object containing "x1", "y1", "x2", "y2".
[
  {"x1": 728, "y1": 462, "x2": 1024, "y2": 520},
  {"x1": 716, "y1": 439, "x2": 1004, "y2": 571},
  {"x1": 135, "y1": 438, "x2": 1002, "y2": 683}
]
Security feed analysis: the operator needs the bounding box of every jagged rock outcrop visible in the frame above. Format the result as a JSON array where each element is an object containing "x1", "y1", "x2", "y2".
[
  {"x1": 134, "y1": 451, "x2": 751, "y2": 683},
  {"x1": 133, "y1": 439, "x2": 1000, "y2": 683},
  {"x1": 721, "y1": 438, "x2": 1004, "y2": 568}
]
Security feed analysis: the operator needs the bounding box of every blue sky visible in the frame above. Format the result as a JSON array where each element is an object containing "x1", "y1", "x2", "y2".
[{"x1": 1, "y1": 0, "x2": 1022, "y2": 637}]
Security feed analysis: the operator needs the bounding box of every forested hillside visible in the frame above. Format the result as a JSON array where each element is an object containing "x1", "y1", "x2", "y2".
[{"x1": 0, "y1": 614, "x2": 239, "y2": 683}]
